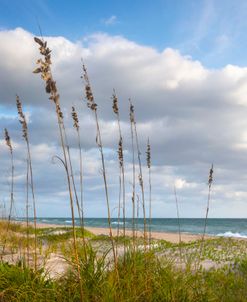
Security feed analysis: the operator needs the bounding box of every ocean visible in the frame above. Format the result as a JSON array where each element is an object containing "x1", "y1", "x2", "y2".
[{"x1": 15, "y1": 218, "x2": 247, "y2": 239}]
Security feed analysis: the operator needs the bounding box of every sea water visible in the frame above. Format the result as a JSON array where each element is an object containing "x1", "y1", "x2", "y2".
[{"x1": 15, "y1": 217, "x2": 247, "y2": 239}]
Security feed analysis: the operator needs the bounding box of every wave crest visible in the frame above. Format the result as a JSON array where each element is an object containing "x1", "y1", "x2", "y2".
[{"x1": 217, "y1": 231, "x2": 247, "y2": 239}]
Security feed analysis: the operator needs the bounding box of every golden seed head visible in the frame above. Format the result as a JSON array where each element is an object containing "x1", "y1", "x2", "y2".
[
  {"x1": 129, "y1": 100, "x2": 135, "y2": 123},
  {"x1": 208, "y1": 164, "x2": 214, "y2": 186},
  {"x1": 33, "y1": 37, "x2": 59, "y2": 105},
  {"x1": 71, "y1": 106, "x2": 79, "y2": 130},
  {"x1": 16, "y1": 96, "x2": 28, "y2": 140},
  {"x1": 146, "y1": 139, "x2": 151, "y2": 168},
  {"x1": 4, "y1": 128, "x2": 12, "y2": 154},
  {"x1": 118, "y1": 138, "x2": 123, "y2": 167},
  {"x1": 82, "y1": 64, "x2": 97, "y2": 111},
  {"x1": 112, "y1": 91, "x2": 119, "y2": 115},
  {"x1": 56, "y1": 103, "x2": 63, "y2": 120}
]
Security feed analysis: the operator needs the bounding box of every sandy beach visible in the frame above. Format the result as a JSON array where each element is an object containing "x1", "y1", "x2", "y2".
[{"x1": 31, "y1": 222, "x2": 207, "y2": 243}]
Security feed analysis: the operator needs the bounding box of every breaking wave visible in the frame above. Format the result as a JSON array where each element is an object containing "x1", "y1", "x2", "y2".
[{"x1": 216, "y1": 231, "x2": 247, "y2": 239}]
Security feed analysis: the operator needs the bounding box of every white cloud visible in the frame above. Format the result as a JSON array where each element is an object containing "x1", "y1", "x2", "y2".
[
  {"x1": 1, "y1": 28, "x2": 247, "y2": 217},
  {"x1": 102, "y1": 15, "x2": 117, "y2": 26}
]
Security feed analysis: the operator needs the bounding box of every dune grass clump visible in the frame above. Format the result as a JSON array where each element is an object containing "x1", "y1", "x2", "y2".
[{"x1": 2, "y1": 248, "x2": 247, "y2": 302}]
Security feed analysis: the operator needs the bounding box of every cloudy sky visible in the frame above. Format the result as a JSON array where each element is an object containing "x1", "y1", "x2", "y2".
[{"x1": 1, "y1": 0, "x2": 247, "y2": 218}]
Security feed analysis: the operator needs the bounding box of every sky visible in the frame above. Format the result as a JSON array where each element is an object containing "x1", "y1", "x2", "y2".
[{"x1": 1, "y1": 0, "x2": 247, "y2": 218}]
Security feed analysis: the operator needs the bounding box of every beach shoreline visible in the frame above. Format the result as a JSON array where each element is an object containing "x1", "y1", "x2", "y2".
[{"x1": 13, "y1": 221, "x2": 210, "y2": 243}]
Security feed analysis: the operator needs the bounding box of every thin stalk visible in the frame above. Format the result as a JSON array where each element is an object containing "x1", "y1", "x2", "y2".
[
  {"x1": 112, "y1": 91, "x2": 126, "y2": 254},
  {"x1": 82, "y1": 64, "x2": 118, "y2": 275},
  {"x1": 117, "y1": 174, "x2": 122, "y2": 239},
  {"x1": 55, "y1": 102, "x2": 84, "y2": 302},
  {"x1": 77, "y1": 129, "x2": 87, "y2": 257},
  {"x1": 26, "y1": 158, "x2": 30, "y2": 266},
  {"x1": 33, "y1": 37, "x2": 84, "y2": 301},
  {"x1": 130, "y1": 100, "x2": 147, "y2": 249},
  {"x1": 146, "y1": 139, "x2": 152, "y2": 248},
  {"x1": 2, "y1": 129, "x2": 14, "y2": 257},
  {"x1": 16, "y1": 96, "x2": 38, "y2": 270},
  {"x1": 198, "y1": 164, "x2": 214, "y2": 266},
  {"x1": 71, "y1": 106, "x2": 87, "y2": 260},
  {"x1": 130, "y1": 101, "x2": 136, "y2": 248},
  {"x1": 174, "y1": 185, "x2": 182, "y2": 262},
  {"x1": 26, "y1": 141, "x2": 37, "y2": 270},
  {"x1": 95, "y1": 110, "x2": 118, "y2": 266}
]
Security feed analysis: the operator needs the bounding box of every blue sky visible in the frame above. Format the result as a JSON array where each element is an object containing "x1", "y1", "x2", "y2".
[
  {"x1": 2, "y1": 1, "x2": 247, "y2": 218},
  {"x1": 1, "y1": 0, "x2": 247, "y2": 68}
]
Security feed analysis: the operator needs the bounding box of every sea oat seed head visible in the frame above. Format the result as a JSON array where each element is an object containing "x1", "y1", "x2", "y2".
[
  {"x1": 112, "y1": 91, "x2": 119, "y2": 115},
  {"x1": 208, "y1": 164, "x2": 214, "y2": 187},
  {"x1": 146, "y1": 139, "x2": 151, "y2": 169},
  {"x1": 118, "y1": 138, "x2": 123, "y2": 167},
  {"x1": 4, "y1": 128, "x2": 12, "y2": 154},
  {"x1": 129, "y1": 100, "x2": 135, "y2": 123},
  {"x1": 82, "y1": 64, "x2": 97, "y2": 111},
  {"x1": 16, "y1": 96, "x2": 28, "y2": 140},
  {"x1": 33, "y1": 37, "x2": 59, "y2": 105},
  {"x1": 72, "y1": 106, "x2": 79, "y2": 130}
]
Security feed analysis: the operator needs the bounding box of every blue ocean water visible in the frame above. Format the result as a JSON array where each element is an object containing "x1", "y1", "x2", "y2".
[{"x1": 15, "y1": 218, "x2": 247, "y2": 238}]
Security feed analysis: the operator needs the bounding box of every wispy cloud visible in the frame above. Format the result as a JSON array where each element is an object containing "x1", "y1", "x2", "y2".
[{"x1": 102, "y1": 15, "x2": 117, "y2": 26}]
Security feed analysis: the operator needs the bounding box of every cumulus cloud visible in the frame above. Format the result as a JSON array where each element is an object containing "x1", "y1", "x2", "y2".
[{"x1": 1, "y1": 27, "x2": 247, "y2": 217}]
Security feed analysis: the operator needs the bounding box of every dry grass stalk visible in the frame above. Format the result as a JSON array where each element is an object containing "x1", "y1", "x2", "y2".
[
  {"x1": 16, "y1": 96, "x2": 38, "y2": 270},
  {"x1": 129, "y1": 100, "x2": 136, "y2": 246},
  {"x1": 2, "y1": 129, "x2": 14, "y2": 257},
  {"x1": 33, "y1": 37, "x2": 83, "y2": 301},
  {"x1": 71, "y1": 106, "x2": 87, "y2": 260},
  {"x1": 82, "y1": 64, "x2": 118, "y2": 274},
  {"x1": 198, "y1": 164, "x2": 214, "y2": 266},
  {"x1": 25, "y1": 158, "x2": 30, "y2": 266},
  {"x1": 174, "y1": 185, "x2": 182, "y2": 262},
  {"x1": 112, "y1": 91, "x2": 126, "y2": 253},
  {"x1": 129, "y1": 100, "x2": 147, "y2": 249},
  {"x1": 146, "y1": 139, "x2": 152, "y2": 248}
]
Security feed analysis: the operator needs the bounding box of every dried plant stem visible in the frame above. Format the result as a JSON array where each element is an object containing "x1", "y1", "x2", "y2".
[
  {"x1": 33, "y1": 37, "x2": 83, "y2": 301},
  {"x1": 198, "y1": 164, "x2": 214, "y2": 266},
  {"x1": 56, "y1": 109, "x2": 84, "y2": 300},
  {"x1": 77, "y1": 131, "x2": 86, "y2": 254},
  {"x1": 71, "y1": 106, "x2": 87, "y2": 260},
  {"x1": 112, "y1": 91, "x2": 126, "y2": 253},
  {"x1": 174, "y1": 185, "x2": 182, "y2": 262},
  {"x1": 129, "y1": 101, "x2": 136, "y2": 247},
  {"x1": 26, "y1": 141, "x2": 38, "y2": 270},
  {"x1": 26, "y1": 158, "x2": 30, "y2": 266},
  {"x1": 117, "y1": 174, "x2": 122, "y2": 239},
  {"x1": 130, "y1": 100, "x2": 147, "y2": 249},
  {"x1": 2, "y1": 129, "x2": 14, "y2": 257},
  {"x1": 146, "y1": 139, "x2": 152, "y2": 248},
  {"x1": 82, "y1": 64, "x2": 118, "y2": 276},
  {"x1": 16, "y1": 97, "x2": 37, "y2": 270},
  {"x1": 95, "y1": 110, "x2": 118, "y2": 266}
]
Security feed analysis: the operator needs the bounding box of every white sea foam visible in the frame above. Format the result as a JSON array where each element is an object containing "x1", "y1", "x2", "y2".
[
  {"x1": 216, "y1": 231, "x2": 247, "y2": 239},
  {"x1": 65, "y1": 220, "x2": 72, "y2": 224},
  {"x1": 112, "y1": 221, "x2": 124, "y2": 225}
]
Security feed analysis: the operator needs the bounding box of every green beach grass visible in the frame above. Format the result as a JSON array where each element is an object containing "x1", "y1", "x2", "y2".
[{"x1": 1, "y1": 221, "x2": 247, "y2": 301}]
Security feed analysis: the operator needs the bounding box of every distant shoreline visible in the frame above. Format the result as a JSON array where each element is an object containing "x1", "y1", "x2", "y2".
[
  {"x1": 5, "y1": 217, "x2": 247, "y2": 241},
  {"x1": 9, "y1": 220, "x2": 209, "y2": 243}
]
